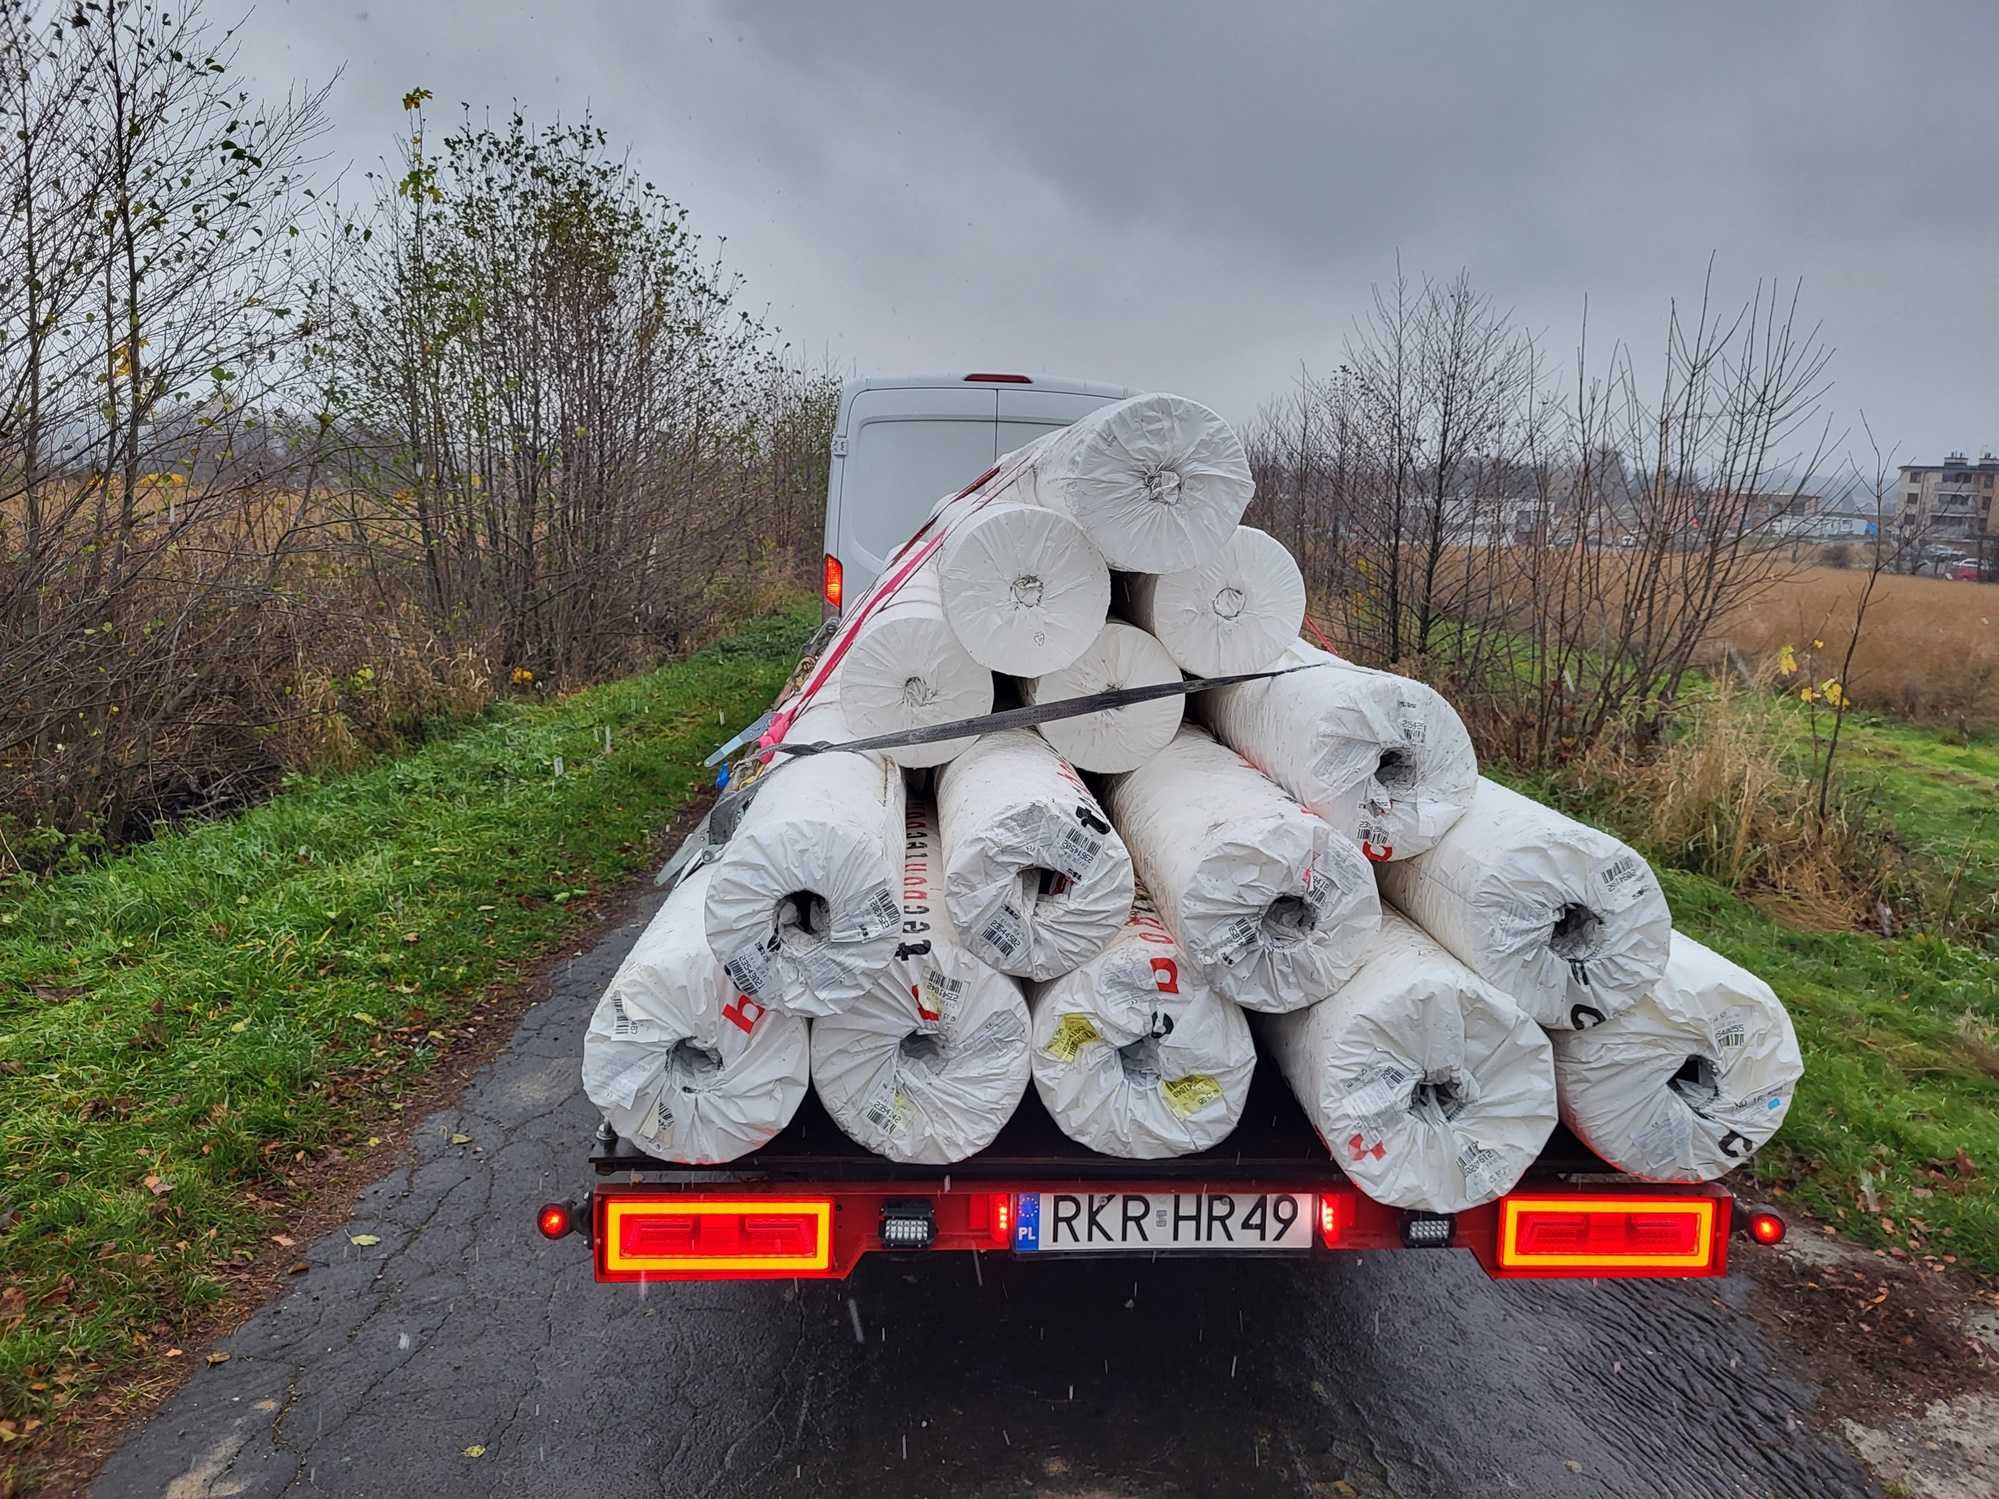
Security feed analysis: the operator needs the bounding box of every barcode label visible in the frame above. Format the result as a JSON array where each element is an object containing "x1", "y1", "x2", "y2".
[
  {"x1": 1713, "y1": 1011, "x2": 1748, "y2": 1052},
  {"x1": 638, "y1": 1093, "x2": 673, "y2": 1141},
  {"x1": 1045, "y1": 1012, "x2": 1101, "y2": 1063},
  {"x1": 842, "y1": 881, "x2": 900, "y2": 941},
  {"x1": 862, "y1": 1085, "x2": 907, "y2": 1136},
  {"x1": 610, "y1": 994, "x2": 639, "y2": 1038},
  {"x1": 1600, "y1": 856, "x2": 1641, "y2": 891},
  {"x1": 919, "y1": 969, "x2": 965, "y2": 1029},
  {"x1": 1457, "y1": 1141, "x2": 1507, "y2": 1199},
  {"x1": 1207, "y1": 915, "x2": 1260, "y2": 968},
  {"x1": 1399, "y1": 714, "x2": 1428, "y2": 746},
  {"x1": 1596, "y1": 854, "x2": 1646, "y2": 912},
  {"x1": 1048, "y1": 822, "x2": 1105, "y2": 882},
  {"x1": 799, "y1": 942, "x2": 845, "y2": 991},
  {"x1": 1357, "y1": 817, "x2": 1392, "y2": 849},
  {"x1": 1161, "y1": 1073, "x2": 1223, "y2": 1118},
  {"x1": 979, "y1": 903, "x2": 1027, "y2": 962},
  {"x1": 1343, "y1": 1062, "x2": 1412, "y2": 1122},
  {"x1": 1300, "y1": 863, "x2": 1340, "y2": 922},
  {"x1": 723, "y1": 938, "x2": 776, "y2": 998}
]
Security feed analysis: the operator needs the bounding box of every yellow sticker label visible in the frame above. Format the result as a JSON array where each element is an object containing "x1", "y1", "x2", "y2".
[
  {"x1": 1161, "y1": 1074, "x2": 1223, "y2": 1118},
  {"x1": 1045, "y1": 1013, "x2": 1101, "y2": 1063}
]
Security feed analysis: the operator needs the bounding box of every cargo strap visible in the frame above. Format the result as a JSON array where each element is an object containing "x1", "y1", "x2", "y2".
[{"x1": 770, "y1": 659, "x2": 1327, "y2": 759}]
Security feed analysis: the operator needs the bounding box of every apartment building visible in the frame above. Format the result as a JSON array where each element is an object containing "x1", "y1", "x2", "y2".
[{"x1": 1898, "y1": 452, "x2": 1999, "y2": 542}]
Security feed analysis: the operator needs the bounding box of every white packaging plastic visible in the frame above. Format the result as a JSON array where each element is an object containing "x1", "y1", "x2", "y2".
[
  {"x1": 1376, "y1": 778, "x2": 1672, "y2": 1030},
  {"x1": 1196, "y1": 639, "x2": 1477, "y2": 861},
  {"x1": 1553, "y1": 932, "x2": 1803, "y2": 1182},
  {"x1": 836, "y1": 561, "x2": 993, "y2": 767},
  {"x1": 935, "y1": 499, "x2": 1112, "y2": 676},
  {"x1": 1105, "y1": 725, "x2": 1380, "y2": 1013},
  {"x1": 702, "y1": 697, "x2": 908, "y2": 1017},
  {"x1": 1020, "y1": 619, "x2": 1183, "y2": 774},
  {"x1": 1120, "y1": 526, "x2": 1305, "y2": 677},
  {"x1": 991, "y1": 393, "x2": 1254, "y2": 573},
  {"x1": 809, "y1": 801, "x2": 1031, "y2": 1163},
  {"x1": 1028, "y1": 885, "x2": 1256, "y2": 1157},
  {"x1": 935, "y1": 728, "x2": 1135, "y2": 980},
  {"x1": 1257, "y1": 911, "x2": 1557, "y2": 1212},
  {"x1": 581, "y1": 866, "x2": 810, "y2": 1164}
]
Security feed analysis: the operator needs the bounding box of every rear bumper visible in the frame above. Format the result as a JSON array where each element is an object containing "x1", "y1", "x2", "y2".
[{"x1": 553, "y1": 1178, "x2": 1739, "y2": 1284}]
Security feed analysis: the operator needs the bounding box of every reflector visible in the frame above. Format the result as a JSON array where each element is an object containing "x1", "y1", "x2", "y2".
[
  {"x1": 1749, "y1": 1210, "x2": 1786, "y2": 1246},
  {"x1": 822, "y1": 554, "x2": 843, "y2": 612},
  {"x1": 1316, "y1": 1194, "x2": 1342, "y2": 1248},
  {"x1": 536, "y1": 1202, "x2": 572, "y2": 1240}
]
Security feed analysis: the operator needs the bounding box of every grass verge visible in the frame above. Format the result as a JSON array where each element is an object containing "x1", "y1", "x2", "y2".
[
  {"x1": 1499, "y1": 750, "x2": 1999, "y2": 1280},
  {"x1": 0, "y1": 602, "x2": 815, "y2": 1450}
]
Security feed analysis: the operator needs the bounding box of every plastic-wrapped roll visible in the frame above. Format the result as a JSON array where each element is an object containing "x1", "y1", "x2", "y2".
[
  {"x1": 1028, "y1": 885, "x2": 1255, "y2": 1157},
  {"x1": 1019, "y1": 620, "x2": 1182, "y2": 773},
  {"x1": 1257, "y1": 911, "x2": 1557, "y2": 1212},
  {"x1": 1105, "y1": 725, "x2": 1380, "y2": 1013},
  {"x1": 1376, "y1": 778, "x2": 1671, "y2": 1031},
  {"x1": 1553, "y1": 932, "x2": 1803, "y2": 1182},
  {"x1": 935, "y1": 500, "x2": 1111, "y2": 676},
  {"x1": 1195, "y1": 640, "x2": 1477, "y2": 861},
  {"x1": 992, "y1": 393, "x2": 1254, "y2": 573},
  {"x1": 702, "y1": 698, "x2": 908, "y2": 1017},
  {"x1": 836, "y1": 561, "x2": 993, "y2": 767},
  {"x1": 1120, "y1": 527, "x2": 1305, "y2": 677},
  {"x1": 581, "y1": 866, "x2": 810, "y2": 1164},
  {"x1": 935, "y1": 728, "x2": 1135, "y2": 980},
  {"x1": 809, "y1": 801, "x2": 1030, "y2": 1163}
]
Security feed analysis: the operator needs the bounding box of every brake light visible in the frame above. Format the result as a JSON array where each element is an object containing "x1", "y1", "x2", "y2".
[
  {"x1": 598, "y1": 1198, "x2": 833, "y2": 1281},
  {"x1": 1317, "y1": 1193, "x2": 1341, "y2": 1248},
  {"x1": 1748, "y1": 1209, "x2": 1786, "y2": 1246},
  {"x1": 963, "y1": 372, "x2": 1031, "y2": 383},
  {"x1": 1496, "y1": 1195, "x2": 1722, "y2": 1277},
  {"x1": 822, "y1": 554, "x2": 843, "y2": 611}
]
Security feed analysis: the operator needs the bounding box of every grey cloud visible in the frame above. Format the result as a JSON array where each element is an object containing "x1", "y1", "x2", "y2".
[{"x1": 236, "y1": 0, "x2": 1998, "y2": 459}]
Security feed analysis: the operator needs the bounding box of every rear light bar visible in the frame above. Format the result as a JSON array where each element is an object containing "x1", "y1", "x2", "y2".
[
  {"x1": 1491, "y1": 1192, "x2": 1729, "y2": 1279},
  {"x1": 963, "y1": 372, "x2": 1032, "y2": 383},
  {"x1": 566, "y1": 1183, "x2": 1734, "y2": 1283}
]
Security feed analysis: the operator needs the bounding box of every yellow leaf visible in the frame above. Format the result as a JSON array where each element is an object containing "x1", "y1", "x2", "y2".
[
  {"x1": 349, "y1": 1233, "x2": 381, "y2": 1247},
  {"x1": 463, "y1": 1445, "x2": 487, "y2": 1458},
  {"x1": 1811, "y1": 638, "x2": 1825, "y2": 651},
  {"x1": 205, "y1": 1351, "x2": 229, "y2": 1366},
  {"x1": 450, "y1": 1133, "x2": 471, "y2": 1145},
  {"x1": 367, "y1": 1137, "x2": 382, "y2": 1147},
  {"x1": 1776, "y1": 643, "x2": 1798, "y2": 676},
  {"x1": 1799, "y1": 684, "x2": 1816, "y2": 702},
  {"x1": 229, "y1": 1019, "x2": 249, "y2": 1033},
  {"x1": 351, "y1": 1011, "x2": 378, "y2": 1026}
]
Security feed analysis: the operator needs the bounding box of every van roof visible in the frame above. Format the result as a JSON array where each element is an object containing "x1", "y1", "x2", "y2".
[{"x1": 838, "y1": 372, "x2": 1130, "y2": 400}]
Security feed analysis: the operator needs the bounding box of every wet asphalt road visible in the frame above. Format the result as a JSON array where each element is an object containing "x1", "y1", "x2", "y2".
[{"x1": 93, "y1": 889, "x2": 1878, "y2": 1499}]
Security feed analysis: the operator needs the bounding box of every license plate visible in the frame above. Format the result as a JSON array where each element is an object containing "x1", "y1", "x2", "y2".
[{"x1": 1013, "y1": 1192, "x2": 1313, "y2": 1253}]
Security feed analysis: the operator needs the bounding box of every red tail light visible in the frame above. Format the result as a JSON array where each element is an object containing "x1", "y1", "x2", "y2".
[
  {"x1": 822, "y1": 554, "x2": 843, "y2": 611},
  {"x1": 991, "y1": 1193, "x2": 1013, "y2": 1247},
  {"x1": 1747, "y1": 1209, "x2": 1786, "y2": 1245},
  {"x1": 1495, "y1": 1194, "x2": 1725, "y2": 1278},
  {"x1": 598, "y1": 1198, "x2": 834, "y2": 1281},
  {"x1": 963, "y1": 372, "x2": 1031, "y2": 383},
  {"x1": 536, "y1": 1202, "x2": 573, "y2": 1240}
]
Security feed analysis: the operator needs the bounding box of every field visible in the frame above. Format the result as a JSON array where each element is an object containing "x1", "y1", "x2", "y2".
[
  {"x1": 0, "y1": 604, "x2": 816, "y2": 1452},
  {"x1": 1715, "y1": 564, "x2": 1999, "y2": 732}
]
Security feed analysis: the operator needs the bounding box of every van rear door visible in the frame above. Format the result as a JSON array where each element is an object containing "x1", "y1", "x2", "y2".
[
  {"x1": 833, "y1": 386, "x2": 999, "y2": 603},
  {"x1": 995, "y1": 386, "x2": 1121, "y2": 458}
]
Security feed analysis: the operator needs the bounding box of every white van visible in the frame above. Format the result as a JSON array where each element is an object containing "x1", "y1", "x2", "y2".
[{"x1": 819, "y1": 372, "x2": 1129, "y2": 614}]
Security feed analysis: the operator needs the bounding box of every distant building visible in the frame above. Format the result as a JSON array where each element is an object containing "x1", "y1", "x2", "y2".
[{"x1": 1898, "y1": 452, "x2": 1999, "y2": 543}]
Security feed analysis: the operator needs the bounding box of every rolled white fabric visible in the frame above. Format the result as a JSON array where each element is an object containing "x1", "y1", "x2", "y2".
[
  {"x1": 1028, "y1": 885, "x2": 1255, "y2": 1157},
  {"x1": 810, "y1": 801, "x2": 1031, "y2": 1163},
  {"x1": 1105, "y1": 725, "x2": 1380, "y2": 1013},
  {"x1": 582, "y1": 866, "x2": 810, "y2": 1164},
  {"x1": 935, "y1": 500, "x2": 1111, "y2": 676},
  {"x1": 1553, "y1": 932, "x2": 1803, "y2": 1182},
  {"x1": 703, "y1": 698, "x2": 908, "y2": 1017},
  {"x1": 1020, "y1": 620, "x2": 1183, "y2": 773},
  {"x1": 993, "y1": 393, "x2": 1254, "y2": 573},
  {"x1": 1196, "y1": 640, "x2": 1477, "y2": 861},
  {"x1": 1257, "y1": 911, "x2": 1558, "y2": 1213},
  {"x1": 935, "y1": 728, "x2": 1135, "y2": 980},
  {"x1": 1376, "y1": 778, "x2": 1672, "y2": 1031},
  {"x1": 1120, "y1": 526, "x2": 1305, "y2": 677},
  {"x1": 836, "y1": 561, "x2": 993, "y2": 767}
]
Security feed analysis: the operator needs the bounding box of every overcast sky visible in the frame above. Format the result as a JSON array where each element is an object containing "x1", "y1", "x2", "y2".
[{"x1": 240, "y1": 0, "x2": 1998, "y2": 465}]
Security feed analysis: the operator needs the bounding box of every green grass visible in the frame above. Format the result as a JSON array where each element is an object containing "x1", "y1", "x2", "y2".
[
  {"x1": 0, "y1": 603, "x2": 814, "y2": 1437},
  {"x1": 1500, "y1": 726, "x2": 1999, "y2": 1279}
]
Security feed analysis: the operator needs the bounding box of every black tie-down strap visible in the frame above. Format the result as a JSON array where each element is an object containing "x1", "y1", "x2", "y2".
[{"x1": 770, "y1": 660, "x2": 1327, "y2": 760}]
